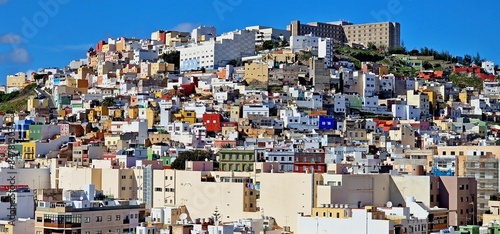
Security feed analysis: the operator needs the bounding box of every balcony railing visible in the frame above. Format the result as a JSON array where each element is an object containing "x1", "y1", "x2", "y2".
[{"x1": 44, "y1": 223, "x2": 82, "y2": 228}]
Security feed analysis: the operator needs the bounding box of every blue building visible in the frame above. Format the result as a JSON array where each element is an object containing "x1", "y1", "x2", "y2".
[
  {"x1": 14, "y1": 119, "x2": 34, "y2": 140},
  {"x1": 318, "y1": 116, "x2": 335, "y2": 130}
]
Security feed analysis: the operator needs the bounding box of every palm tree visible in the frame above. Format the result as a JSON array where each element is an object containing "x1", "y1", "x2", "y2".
[{"x1": 102, "y1": 97, "x2": 115, "y2": 107}]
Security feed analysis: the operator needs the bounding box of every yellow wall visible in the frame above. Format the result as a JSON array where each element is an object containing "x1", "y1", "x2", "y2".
[
  {"x1": 146, "y1": 108, "x2": 156, "y2": 129},
  {"x1": 244, "y1": 63, "x2": 269, "y2": 84},
  {"x1": 7, "y1": 73, "x2": 26, "y2": 87},
  {"x1": 27, "y1": 97, "x2": 49, "y2": 112},
  {"x1": 459, "y1": 92, "x2": 468, "y2": 104},
  {"x1": 128, "y1": 107, "x2": 139, "y2": 119},
  {"x1": 312, "y1": 207, "x2": 349, "y2": 218},
  {"x1": 78, "y1": 67, "x2": 94, "y2": 80},
  {"x1": 174, "y1": 110, "x2": 196, "y2": 124},
  {"x1": 22, "y1": 142, "x2": 36, "y2": 161}
]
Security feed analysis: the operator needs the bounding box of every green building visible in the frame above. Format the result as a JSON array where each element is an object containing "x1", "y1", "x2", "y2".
[{"x1": 219, "y1": 149, "x2": 256, "y2": 172}]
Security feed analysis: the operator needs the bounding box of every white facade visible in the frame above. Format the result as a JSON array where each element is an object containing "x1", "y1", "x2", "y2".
[
  {"x1": 297, "y1": 208, "x2": 394, "y2": 234},
  {"x1": 133, "y1": 49, "x2": 159, "y2": 63},
  {"x1": 333, "y1": 95, "x2": 347, "y2": 113},
  {"x1": 290, "y1": 34, "x2": 320, "y2": 53},
  {"x1": 392, "y1": 104, "x2": 421, "y2": 120},
  {"x1": 482, "y1": 60, "x2": 495, "y2": 75},
  {"x1": 191, "y1": 26, "x2": 217, "y2": 43},
  {"x1": 179, "y1": 30, "x2": 255, "y2": 71},
  {"x1": 361, "y1": 72, "x2": 377, "y2": 97},
  {"x1": 318, "y1": 38, "x2": 334, "y2": 67},
  {"x1": 362, "y1": 96, "x2": 379, "y2": 112},
  {"x1": 245, "y1": 25, "x2": 290, "y2": 45},
  {"x1": 242, "y1": 104, "x2": 269, "y2": 118},
  {"x1": 483, "y1": 81, "x2": 500, "y2": 95},
  {"x1": 0, "y1": 190, "x2": 34, "y2": 219}
]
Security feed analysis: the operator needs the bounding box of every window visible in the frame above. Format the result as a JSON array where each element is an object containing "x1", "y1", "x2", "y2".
[
  {"x1": 155, "y1": 187, "x2": 162, "y2": 192},
  {"x1": 107, "y1": 215, "x2": 112, "y2": 221},
  {"x1": 96, "y1": 216, "x2": 102, "y2": 222},
  {"x1": 84, "y1": 217, "x2": 90, "y2": 223},
  {"x1": 116, "y1": 215, "x2": 121, "y2": 221}
]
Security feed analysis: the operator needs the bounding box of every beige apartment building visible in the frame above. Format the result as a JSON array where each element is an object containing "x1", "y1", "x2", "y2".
[
  {"x1": 343, "y1": 22, "x2": 401, "y2": 48},
  {"x1": 287, "y1": 20, "x2": 401, "y2": 48},
  {"x1": 35, "y1": 200, "x2": 145, "y2": 234}
]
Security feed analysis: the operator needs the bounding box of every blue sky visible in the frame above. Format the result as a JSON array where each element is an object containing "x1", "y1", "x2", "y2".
[{"x1": 0, "y1": 0, "x2": 498, "y2": 85}]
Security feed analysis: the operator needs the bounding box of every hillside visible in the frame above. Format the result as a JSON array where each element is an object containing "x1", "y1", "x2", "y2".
[{"x1": 0, "y1": 83, "x2": 38, "y2": 113}]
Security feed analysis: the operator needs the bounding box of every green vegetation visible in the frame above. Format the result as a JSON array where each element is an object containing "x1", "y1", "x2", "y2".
[
  {"x1": 170, "y1": 150, "x2": 211, "y2": 170},
  {"x1": 449, "y1": 73, "x2": 483, "y2": 91},
  {"x1": 0, "y1": 83, "x2": 38, "y2": 113},
  {"x1": 160, "y1": 50, "x2": 180, "y2": 69}
]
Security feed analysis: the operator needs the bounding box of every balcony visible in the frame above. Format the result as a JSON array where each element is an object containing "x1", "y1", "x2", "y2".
[{"x1": 44, "y1": 223, "x2": 82, "y2": 228}]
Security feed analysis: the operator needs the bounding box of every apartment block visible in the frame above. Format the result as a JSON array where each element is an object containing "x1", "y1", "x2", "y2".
[
  {"x1": 287, "y1": 20, "x2": 401, "y2": 48},
  {"x1": 343, "y1": 22, "x2": 401, "y2": 48}
]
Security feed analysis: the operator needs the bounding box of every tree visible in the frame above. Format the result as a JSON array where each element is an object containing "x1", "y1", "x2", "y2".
[
  {"x1": 387, "y1": 46, "x2": 407, "y2": 55},
  {"x1": 280, "y1": 39, "x2": 289, "y2": 47},
  {"x1": 422, "y1": 61, "x2": 433, "y2": 70},
  {"x1": 160, "y1": 50, "x2": 180, "y2": 69},
  {"x1": 171, "y1": 150, "x2": 211, "y2": 170},
  {"x1": 409, "y1": 49, "x2": 419, "y2": 56},
  {"x1": 367, "y1": 42, "x2": 377, "y2": 51},
  {"x1": 226, "y1": 59, "x2": 238, "y2": 66},
  {"x1": 472, "y1": 52, "x2": 482, "y2": 65},
  {"x1": 463, "y1": 54, "x2": 472, "y2": 66},
  {"x1": 262, "y1": 40, "x2": 274, "y2": 50},
  {"x1": 102, "y1": 97, "x2": 115, "y2": 107}
]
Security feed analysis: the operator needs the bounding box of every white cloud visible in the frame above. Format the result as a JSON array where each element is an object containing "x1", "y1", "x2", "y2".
[
  {"x1": 171, "y1": 23, "x2": 198, "y2": 32},
  {"x1": 50, "y1": 43, "x2": 94, "y2": 52},
  {"x1": 9, "y1": 47, "x2": 30, "y2": 63},
  {"x1": 0, "y1": 33, "x2": 21, "y2": 44},
  {"x1": 0, "y1": 0, "x2": 8, "y2": 4}
]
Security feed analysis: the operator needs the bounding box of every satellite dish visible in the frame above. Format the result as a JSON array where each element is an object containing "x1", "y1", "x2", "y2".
[
  {"x1": 386, "y1": 201, "x2": 393, "y2": 208},
  {"x1": 179, "y1": 213, "x2": 188, "y2": 220}
]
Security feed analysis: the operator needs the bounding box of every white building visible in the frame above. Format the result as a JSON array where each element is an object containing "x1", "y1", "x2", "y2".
[
  {"x1": 290, "y1": 34, "x2": 320, "y2": 53},
  {"x1": 179, "y1": 29, "x2": 255, "y2": 71},
  {"x1": 245, "y1": 25, "x2": 290, "y2": 45},
  {"x1": 392, "y1": 104, "x2": 421, "y2": 120},
  {"x1": 318, "y1": 38, "x2": 334, "y2": 67},
  {"x1": 297, "y1": 207, "x2": 395, "y2": 234},
  {"x1": 133, "y1": 49, "x2": 159, "y2": 64},
  {"x1": 0, "y1": 189, "x2": 34, "y2": 220},
  {"x1": 191, "y1": 26, "x2": 217, "y2": 44},
  {"x1": 482, "y1": 60, "x2": 495, "y2": 75},
  {"x1": 483, "y1": 81, "x2": 500, "y2": 95},
  {"x1": 242, "y1": 104, "x2": 269, "y2": 118}
]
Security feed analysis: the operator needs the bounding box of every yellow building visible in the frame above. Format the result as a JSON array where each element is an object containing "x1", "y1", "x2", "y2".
[
  {"x1": 379, "y1": 65, "x2": 389, "y2": 76},
  {"x1": 128, "y1": 106, "x2": 139, "y2": 119},
  {"x1": 88, "y1": 109, "x2": 98, "y2": 123},
  {"x1": 6, "y1": 72, "x2": 26, "y2": 91},
  {"x1": 173, "y1": 110, "x2": 196, "y2": 124},
  {"x1": 151, "y1": 62, "x2": 175, "y2": 74},
  {"x1": 94, "y1": 106, "x2": 109, "y2": 117},
  {"x1": 459, "y1": 91, "x2": 468, "y2": 104},
  {"x1": 421, "y1": 89, "x2": 437, "y2": 108},
  {"x1": 145, "y1": 108, "x2": 157, "y2": 129},
  {"x1": 66, "y1": 77, "x2": 78, "y2": 88},
  {"x1": 244, "y1": 63, "x2": 269, "y2": 85},
  {"x1": 27, "y1": 96, "x2": 49, "y2": 112},
  {"x1": 78, "y1": 67, "x2": 94, "y2": 80},
  {"x1": 312, "y1": 206, "x2": 350, "y2": 218},
  {"x1": 22, "y1": 142, "x2": 36, "y2": 161}
]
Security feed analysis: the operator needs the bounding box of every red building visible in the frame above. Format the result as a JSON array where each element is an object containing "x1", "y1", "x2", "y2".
[
  {"x1": 95, "y1": 40, "x2": 107, "y2": 53},
  {"x1": 202, "y1": 113, "x2": 223, "y2": 132},
  {"x1": 293, "y1": 151, "x2": 326, "y2": 173}
]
